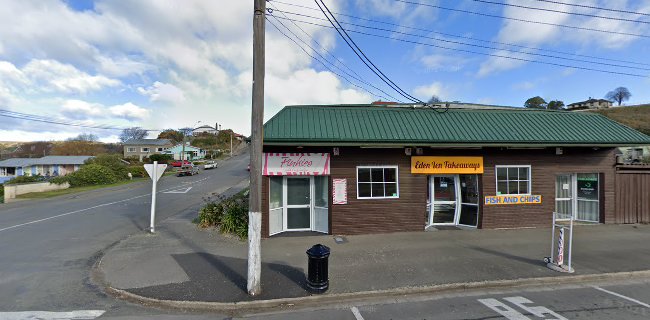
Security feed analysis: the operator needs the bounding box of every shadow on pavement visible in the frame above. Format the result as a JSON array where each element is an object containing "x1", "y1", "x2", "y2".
[
  {"x1": 466, "y1": 245, "x2": 546, "y2": 267},
  {"x1": 127, "y1": 253, "x2": 310, "y2": 302}
]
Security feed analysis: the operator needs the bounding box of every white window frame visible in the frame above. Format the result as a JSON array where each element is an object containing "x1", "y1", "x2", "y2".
[
  {"x1": 495, "y1": 165, "x2": 532, "y2": 195},
  {"x1": 157, "y1": 147, "x2": 164, "y2": 152},
  {"x1": 141, "y1": 147, "x2": 150, "y2": 152},
  {"x1": 127, "y1": 147, "x2": 136, "y2": 152},
  {"x1": 356, "y1": 165, "x2": 399, "y2": 199}
]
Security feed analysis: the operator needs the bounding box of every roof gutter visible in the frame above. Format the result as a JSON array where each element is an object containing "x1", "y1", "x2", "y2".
[{"x1": 263, "y1": 141, "x2": 650, "y2": 148}]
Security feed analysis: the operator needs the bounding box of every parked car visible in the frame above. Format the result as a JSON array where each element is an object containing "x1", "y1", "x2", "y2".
[
  {"x1": 177, "y1": 164, "x2": 199, "y2": 176},
  {"x1": 203, "y1": 161, "x2": 218, "y2": 170},
  {"x1": 171, "y1": 160, "x2": 191, "y2": 167}
]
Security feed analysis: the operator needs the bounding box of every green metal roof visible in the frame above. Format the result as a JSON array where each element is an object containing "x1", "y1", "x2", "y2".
[{"x1": 263, "y1": 105, "x2": 650, "y2": 147}]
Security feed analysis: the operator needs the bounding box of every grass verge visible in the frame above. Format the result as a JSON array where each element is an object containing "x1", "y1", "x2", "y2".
[{"x1": 16, "y1": 178, "x2": 147, "y2": 199}]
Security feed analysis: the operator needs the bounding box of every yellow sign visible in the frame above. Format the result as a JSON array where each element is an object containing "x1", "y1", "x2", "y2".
[
  {"x1": 484, "y1": 195, "x2": 542, "y2": 205},
  {"x1": 411, "y1": 156, "x2": 484, "y2": 174}
]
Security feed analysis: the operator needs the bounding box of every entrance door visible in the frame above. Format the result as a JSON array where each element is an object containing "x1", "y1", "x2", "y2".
[
  {"x1": 284, "y1": 177, "x2": 312, "y2": 230},
  {"x1": 458, "y1": 175, "x2": 479, "y2": 227},
  {"x1": 555, "y1": 174, "x2": 600, "y2": 222},
  {"x1": 430, "y1": 175, "x2": 457, "y2": 225},
  {"x1": 313, "y1": 176, "x2": 329, "y2": 233}
]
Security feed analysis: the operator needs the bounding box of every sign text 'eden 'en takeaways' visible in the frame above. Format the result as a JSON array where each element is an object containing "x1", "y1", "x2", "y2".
[
  {"x1": 411, "y1": 156, "x2": 484, "y2": 174},
  {"x1": 263, "y1": 153, "x2": 330, "y2": 176}
]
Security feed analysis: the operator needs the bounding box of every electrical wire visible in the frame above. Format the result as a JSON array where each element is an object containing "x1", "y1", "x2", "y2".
[
  {"x1": 269, "y1": 14, "x2": 649, "y2": 78},
  {"x1": 0, "y1": 109, "x2": 157, "y2": 131},
  {"x1": 471, "y1": 0, "x2": 650, "y2": 25},
  {"x1": 391, "y1": 0, "x2": 650, "y2": 38},
  {"x1": 265, "y1": 16, "x2": 398, "y2": 102},
  {"x1": 314, "y1": 0, "x2": 425, "y2": 104},
  {"x1": 274, "y1": 10, "x2": 650, "y2": 72},
  {"x1": 266, "y1": 3, "x2": 404, "y2": 102},
  {"x1": 532, "y1": 0, "x2": 650, "y2": 17},
  {"x1": 271, "y1": 0, "x2": 650, "y2": 67}
]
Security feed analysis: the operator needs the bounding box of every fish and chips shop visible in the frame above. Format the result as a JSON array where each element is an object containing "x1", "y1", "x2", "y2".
[{"x1": 259, "y1": 104, "x2": 650, "y2": 237}]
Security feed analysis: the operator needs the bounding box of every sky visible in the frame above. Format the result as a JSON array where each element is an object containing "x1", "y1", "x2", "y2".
[{"x1": 0, "y1": 0, "x2": 649, "y2": 142}]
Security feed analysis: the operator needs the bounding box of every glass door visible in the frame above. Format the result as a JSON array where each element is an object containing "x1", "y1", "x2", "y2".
[
  {"x1": 284, "y1": 177, "x2": 312, "y2": 230},
  {"x1": 576, "y1": 173, "x2": 599, "y2": 222},
  {"x1": 458, "y1": 175, "x2": 479, "y2": 227},
  {"x1": 430, "y1": 175, "x2": 458, "y2": 225},
  {"x1": 313, "y1": 176, "x2": 329, "y2": 234},
  {"x1": 555, "y1": 174, "x2": 573, "y2": 220},
  {"x1": 269, "y1": 177, "x2": 283, "y2": 235}
]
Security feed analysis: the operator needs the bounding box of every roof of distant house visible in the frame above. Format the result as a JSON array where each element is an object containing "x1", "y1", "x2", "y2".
[
  {"x1": 568, "y1": 98, "x2": 612, "y2": 106},
  {"x1": 263, "y1": 104, "x2": 650, "y2": 147},
  {"x1": 193, "y1": 125, "x2": 217, "y2": 130},
  {"x1": 123, "y1": 139, "x2": 172, "y2": 146},
  {"x1": 0, "y1": 155, "x2": 94, "y2": 167}
]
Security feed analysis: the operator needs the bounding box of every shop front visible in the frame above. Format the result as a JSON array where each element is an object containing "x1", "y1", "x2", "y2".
[
  {"x1": 260, "y1": 104, "x2": 650, "y2": 237},
  {"x1": 264, "y1": 153, "x2": 330, "y2": 236}
]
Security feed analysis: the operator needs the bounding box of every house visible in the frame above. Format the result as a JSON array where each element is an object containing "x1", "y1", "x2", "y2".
[
  {"x1": 0, "y1": 155, "x2": 94, "y2": 183},
  {"x1": 163, "y1": 143, "x2": 207, "y2": 160},
  {"x1": 258, "y1": 103, "x2": 650, "y2": 237},
  {"x1": 567, "y1": 98, "x2": 613, "y2": 110},
  {"x1": 123, "y1": 139, "x2": 173, "y2": 161},
  {"x1": 192, "y1": 125, "x2": 219, "y2": 136}
]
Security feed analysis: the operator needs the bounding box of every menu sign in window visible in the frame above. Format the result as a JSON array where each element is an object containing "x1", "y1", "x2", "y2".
[{"x1": 577, "y1": 174, "x2": 598, "y2": 200}]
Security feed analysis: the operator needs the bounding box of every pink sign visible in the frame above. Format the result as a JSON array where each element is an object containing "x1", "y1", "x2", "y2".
[
  {"x1": 333, "y1": 178, "x2": 347, "y2": 205},
  {"x1": 263, "y1": 153, "x2": 330, "y2": 176}
]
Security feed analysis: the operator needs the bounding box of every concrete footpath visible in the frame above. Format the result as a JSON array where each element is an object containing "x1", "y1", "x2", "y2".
[{"x1": 95, "y1": 216, "x2": 650, "y2": 310}]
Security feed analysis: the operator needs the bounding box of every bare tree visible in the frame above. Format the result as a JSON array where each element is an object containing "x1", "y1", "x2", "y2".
[
  {"x1": 119, "y1": 127, "x2": 148, "y2": 143},
  {"x1": 605, "y1": 87, "x2": 631, "y2": 106},
  {"x1": 67, "y1": 133, "x2": 99, "y2": 142}
]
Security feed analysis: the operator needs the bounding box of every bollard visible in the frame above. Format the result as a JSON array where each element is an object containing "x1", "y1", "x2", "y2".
[{"x1": 306, "y1": 244, "x2": 330, "y2": 293}]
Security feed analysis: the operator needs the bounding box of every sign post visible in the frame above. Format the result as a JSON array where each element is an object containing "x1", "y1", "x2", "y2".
[
  {"x1": 144, "y1": 161, "x2": 167, "y2": 233},
  {"x1": 545, "y1": 211, "x2": 574, "y2": 273}
]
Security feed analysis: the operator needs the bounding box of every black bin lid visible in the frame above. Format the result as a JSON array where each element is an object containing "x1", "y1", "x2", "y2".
[{"x1": 306, "y1": 244, "x2": 330, "y2": 257}]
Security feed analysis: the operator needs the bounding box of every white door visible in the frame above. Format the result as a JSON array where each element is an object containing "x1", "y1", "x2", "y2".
[
  {"x1": 429, "y1": 175, "x2": 459, "y2": 225},
  {"x1": 284, "y1": 176, "x2": 312, "y2": 231},
  {"x1": 269, "y1": 177, "x2": 283, "y2": 235},
  {"x1": 313, "y1": 176, "x2": 329, "y2": 234}
]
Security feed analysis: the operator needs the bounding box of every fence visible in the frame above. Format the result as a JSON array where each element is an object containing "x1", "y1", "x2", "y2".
[{"x1": 615, "y1": 164, "x2": 650, "y2": 224}]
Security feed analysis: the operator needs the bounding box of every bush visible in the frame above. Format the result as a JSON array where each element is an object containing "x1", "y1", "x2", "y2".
[
  {"x1": 5, "y1": 175, "x2": 43, "y2": 184},
  {"x1": 86, "y1": 154, "x2": 129, "y2": 180},
  {"x1": 197, "y1": 188, "x2": 249, "y2": 239},
  {"x1": 128, "y1": 166, "x2": 147, "y2": 178},
  {"x1": 49, "y1": 176, "x2": 69, "y2": 185},
  {"x1": 0, "y1": 183, "x2": 4, "y2": 203},
  {"x1": 64, "y1": 164, "x2": 118, "y2": 187},
  {"x1": 149, "y1": 154, "x2": 173, "y2": 164}
]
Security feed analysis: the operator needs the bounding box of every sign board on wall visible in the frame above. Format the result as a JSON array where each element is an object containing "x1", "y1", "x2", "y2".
[
  {"x1": 411, "y1": 156, "x2": 484, "y2": 174},
  {"x1": 333, "y1": 178, "x2": 347, "y2": 205},
  {"x1": 263, "y1": 153, "x2": 330, "y2": 176},
  {"x1": 484, "y1": 195, "x2": 542, "y2": 205}
]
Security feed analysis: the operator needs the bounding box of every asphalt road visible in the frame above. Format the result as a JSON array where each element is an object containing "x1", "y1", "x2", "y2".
[
  {"x1": 239, "y1": 279, "x2": 650, "y2": 320},
  {"x1": 0, "y1": 151, "x2": 250, "y2": 319}
]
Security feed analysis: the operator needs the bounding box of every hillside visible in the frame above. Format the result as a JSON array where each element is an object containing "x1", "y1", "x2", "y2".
[{"x1": 591, "y1": 104, "x2": 650, "y2": 136}]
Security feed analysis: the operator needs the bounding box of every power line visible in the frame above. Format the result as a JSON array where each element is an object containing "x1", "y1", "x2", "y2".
[
  {"x1": 532, "y1": 0, "x2": 650, "y2": 17},
  {"x1": 265, "y1": 16, "x2": 397, "y2": 102},
  {"x1": 270, "y1": 15, "x2": 649, "y2": 78},
  {"x1": 314, "y1": 0, "x2": 425, "y2": 103},
  {"x1": 391, "y1": 0, "x2": 650, "y2": 38},
  {"x1": 271, "y1": 0, "x2": 650, "y2": 67},
  {"x1": 274, "y1": 10, "x2": 650, "y2": 72},
  {"x1": 472, "y1": 0, "x2": 650, "y2": 25},
  {"x1": 266, "y1": 3, "x2": 404, "y2": 102},
  {"x1": 0, "y1": 109, "x2": 157, "y2": 131}
]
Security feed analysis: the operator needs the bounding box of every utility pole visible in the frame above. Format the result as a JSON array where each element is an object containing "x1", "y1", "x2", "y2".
[{"x1": 248, "y1": 0, "x2": 265, "y2": 296}]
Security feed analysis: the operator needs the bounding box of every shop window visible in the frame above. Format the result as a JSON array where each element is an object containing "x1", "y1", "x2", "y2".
[
  {"x1": 356, "y1": 166, "x2": 399, "y2": 199},
  {"x1": 495, "y1": 165, "x2": 531, "y2": 195}
]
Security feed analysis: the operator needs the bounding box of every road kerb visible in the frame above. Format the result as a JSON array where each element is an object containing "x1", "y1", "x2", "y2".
[{"x1": 91, "y1": 259, "x2": 650, "y2": 314}]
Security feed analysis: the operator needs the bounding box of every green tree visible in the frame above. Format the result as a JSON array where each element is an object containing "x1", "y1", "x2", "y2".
[
  {"x1": 157, "y1": 129, "x2": 184, "y2": 143},
  {"x1": 427, "y1": 95, "x2": 442, "y2": 104},
  {"x1": 524, "y1": 96, "x2": 547, "y2": 109},
  {"x1": 605, "y1": 87, "x2": 631, "y2": 106},
  {"x1": 547, "y1": 100, "x2": 565, "y2": 110}
]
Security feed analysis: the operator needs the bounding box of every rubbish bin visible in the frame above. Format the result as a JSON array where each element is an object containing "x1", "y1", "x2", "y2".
[{"x1": 306, "y1": 244, "x2": 330, "y2": 293}]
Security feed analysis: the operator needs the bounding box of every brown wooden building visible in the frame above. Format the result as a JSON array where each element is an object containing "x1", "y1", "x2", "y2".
[{"x1": 260, "y1": 104, "x2": 650, "y2": 237}]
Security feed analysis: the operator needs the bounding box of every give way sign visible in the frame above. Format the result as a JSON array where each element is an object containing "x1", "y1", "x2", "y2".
[{"x1": 144, "y1": 164, "x2": 167, "y2": 182}]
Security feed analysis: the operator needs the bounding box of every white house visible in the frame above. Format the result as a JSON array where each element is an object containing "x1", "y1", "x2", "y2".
[
  {"x1": 192, "y1": 125, "x2": 218, "y2": 136},
  {"x1": 163, "y1": 143, "x2": 207, "y2": 160},
  {"x1": 0, "y1": 156, "x2": 94, "y2": 183}
]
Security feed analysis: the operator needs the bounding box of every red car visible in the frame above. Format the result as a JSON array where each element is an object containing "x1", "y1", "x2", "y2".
[{"x1": 171, "y1": 160, "x2": 191, "y2": 167}]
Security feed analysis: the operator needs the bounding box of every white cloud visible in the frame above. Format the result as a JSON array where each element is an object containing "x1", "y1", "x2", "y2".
[
  {"x1": 512, "y1": 81, "x2": 536, "y2": 91},
  {"x1": 23, "y1": 59, "x2": 120, "y2": 94},
  {"x1": 109, "y1": 102, "x2": 151, "y2": 120},
  {"x1": 61, "y1": 99, "x2": 105, "y2": 119},
  {"x1": 413, "y1": 81, "x2": 448, "y2": 101},
  {"x1": 137, "y1": 81, "x2": 186, "y2": 104},
  {"x1": 477, "y1": 49, "x2": 529, "y2": 77}
]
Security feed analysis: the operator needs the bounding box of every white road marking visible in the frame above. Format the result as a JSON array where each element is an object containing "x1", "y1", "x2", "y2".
[
  {"x1": 0, "y1": 177, "x2": 210, "y2": 233},
  {"x1": 478, "y1": 298, "x2": 532, "y2": 320},
  {"x1": 350, "y1": 306, "x2": 365, "y2": 320},
  {"x1": 503, "y1": 297, "x2": 567, "y2": 320},
  {"x1": 163, "y1": 186, "x2": 193, "y2": 194},
  {"x1": 594, "y1": 286, "x2": 650, "y2": 308},
  {"x1": 0, "y1": 310, "x2": 105, "y2": 319}
]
